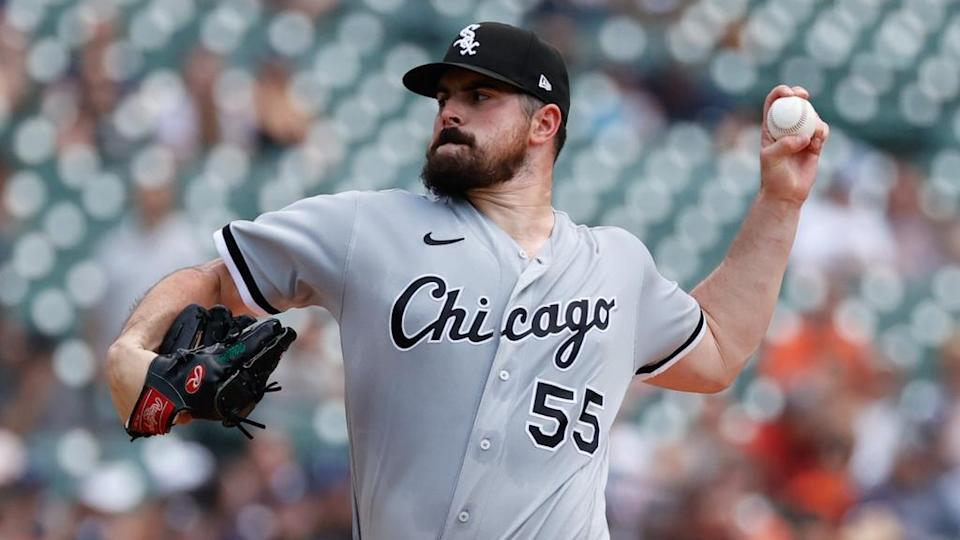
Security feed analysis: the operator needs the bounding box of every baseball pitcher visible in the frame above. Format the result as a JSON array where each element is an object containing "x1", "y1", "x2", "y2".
[{"x1": 106, "y1": 22, "x2": 829, "y2": 539}]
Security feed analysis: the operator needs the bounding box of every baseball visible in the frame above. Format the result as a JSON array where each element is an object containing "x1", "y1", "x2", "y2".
[{"x1": 766, "y1": 96, "x2": 818, "y2": 140}]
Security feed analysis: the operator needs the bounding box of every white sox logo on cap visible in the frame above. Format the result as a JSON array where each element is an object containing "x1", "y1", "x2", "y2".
[{"x1": 454, "y1": 23, "x2": 481, "y2": 56}]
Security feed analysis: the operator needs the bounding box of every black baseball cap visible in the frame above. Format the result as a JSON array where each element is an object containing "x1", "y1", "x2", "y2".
[{"x1": 402, "y1": 22, "x2": 570, "y2": 120}]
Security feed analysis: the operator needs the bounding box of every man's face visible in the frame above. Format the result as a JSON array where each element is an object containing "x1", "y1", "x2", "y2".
[{"x1": 421, "y1": 68, "x2": 531, "y2": 198}]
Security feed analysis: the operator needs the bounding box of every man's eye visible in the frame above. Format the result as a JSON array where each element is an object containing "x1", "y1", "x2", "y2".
[
  {"x1": 437, "y1": 98, "x2": 447, "y2": 109},
  {"x1": 474, "y1": 92, "x2": 489, "y2": 102}
]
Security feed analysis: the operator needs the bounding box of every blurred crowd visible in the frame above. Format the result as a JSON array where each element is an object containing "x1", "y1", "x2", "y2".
[{"x1": 1, "y1": 0, "x2": 960, "y2": 539}]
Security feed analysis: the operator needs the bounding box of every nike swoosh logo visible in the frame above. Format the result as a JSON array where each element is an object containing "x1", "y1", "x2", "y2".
[{"x1": 423, "y1": 232, "x2": 465, "y2": 246}]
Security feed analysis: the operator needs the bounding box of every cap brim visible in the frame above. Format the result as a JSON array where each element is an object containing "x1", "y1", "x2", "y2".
[{"x1": 402, "y1": 62, "x2": 528, "y2": 99}]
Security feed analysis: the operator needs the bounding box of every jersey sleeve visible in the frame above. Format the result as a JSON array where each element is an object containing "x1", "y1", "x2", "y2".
[
  {"x1": 632, "y1": 241, "x2": 706, "y2": 378},
  {"x1": 213, "y1": 191, "x2": 360, "y2": 316}
]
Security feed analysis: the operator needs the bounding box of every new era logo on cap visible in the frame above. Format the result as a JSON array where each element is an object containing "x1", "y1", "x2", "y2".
[{"x1": 538, "y1": 75, "x2": 552, "y2": 91}]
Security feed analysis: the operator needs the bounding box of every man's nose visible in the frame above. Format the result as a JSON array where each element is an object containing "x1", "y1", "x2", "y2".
[{"x1": 440, "y1": 103, "x2": 463, "y2": 128}]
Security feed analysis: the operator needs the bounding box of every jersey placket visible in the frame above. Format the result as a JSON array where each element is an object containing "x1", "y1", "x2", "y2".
[{"x1": 439, "y1": 245, "x2": 554, "y2": 538}]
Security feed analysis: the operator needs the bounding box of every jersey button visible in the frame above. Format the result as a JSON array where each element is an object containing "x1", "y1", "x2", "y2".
[
  {"x1": 518, "y1": 249, "x2": 527, "y2": 259},
  {"x1": 458, "y1": 511, "x2": 470, "y2": 523},
  {"x1": 498, "y1": 370, "x2": 510, "y2": 381},
  {"x1": 480, "y1": 438, "x2": 491, "y2": 451}
]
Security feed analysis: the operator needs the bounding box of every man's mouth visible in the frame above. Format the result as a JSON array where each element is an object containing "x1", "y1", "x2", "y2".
[
  {"x1": 434, "y1": 141, "x2": 469, "y2": 152},
  {"x1": 433, "y1": 128, "x2": 474, "y2": 152}
]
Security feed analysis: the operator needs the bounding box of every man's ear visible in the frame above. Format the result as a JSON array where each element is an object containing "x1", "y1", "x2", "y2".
[{"x1": 529, "y1": 103, "x2": 562, "y2": 147}]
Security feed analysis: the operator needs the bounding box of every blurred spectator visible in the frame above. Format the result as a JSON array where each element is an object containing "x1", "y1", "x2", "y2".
[
  {"x1": 210, "y1": 433, "x2": 351, "y2": 539},
  {"x1": 0, "y1": 332, "x2": 56, "y2": 435},
  {"x1": 642, "y1": 65, "x2": 728, "y2": 123},
  {"x1": 88, "y1": 171, "x2": 205, "y2": 355},
  {"x1": 791, "y1": 173, "x2": 898, "y2": 275},
  {"x1": 0, "y1": 481, "x2": 45, "y2": 540},
  {"x1": 157, "y1": 46, "x2": 259, "y2": 159},
  {"x1": 267, "y1": 0, "x2": 339, "y2": 19},
  {"x1": 529, "y1": 12, "x2": 581, "y2": 67},
  {"x1": 857, "y1": 422, "x2": 960, "y2": 539},
  {"x1": 60, "y1": 20, "x2": 128, "y2": 160},
  {"x1": 608, "y1": 67, "x2": 669, "y2": 141},
  {"x1": 840, "y1": 505, "x2": 904, "y2": 540},
  {"x1": 747, "y1": 393, "x2": 858, "y2": 527},
  {"x1": 0, "y1": 18, "x2": 28, "y2": 125},
  {"x1": 79, "y1": 22, "x2": 120, "y2": 123},
  {"x1": 254, "y1": 59, "x2": 311, "y2": 153},
  {"x1": 887, "y1": 161, "x2": 944, "y2": 278},
  {"x1": 848, "y1": 361, "x2": 905, "y2": 492},
  {"x1": 941, "y1": 333, "x2": 960, "y2": 468},
  {"x1": 184, "y1": 48, "x2": 224, "y2": 150},
  {"x1": 760, "y1": 285, "x2": 877, "y2": 397},
  {"x1": 0, "y1": 161, "x2": 11, "y2": 259},
  {"x1": 157, "y1": 47, "x2": 224, "y2": 159},
  {"x1": 942, "y1": 221, "x2": 960, "y2": 266}
]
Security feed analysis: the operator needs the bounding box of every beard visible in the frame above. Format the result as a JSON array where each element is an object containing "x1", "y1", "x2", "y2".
[{"x1": 420, "y1": 124, "x2": 528, "y2": 199}]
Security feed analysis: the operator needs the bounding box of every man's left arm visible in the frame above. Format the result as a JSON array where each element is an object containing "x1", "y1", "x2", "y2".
[{"x1": 647, "y1": 85, "x2": 829, "y2": 393}]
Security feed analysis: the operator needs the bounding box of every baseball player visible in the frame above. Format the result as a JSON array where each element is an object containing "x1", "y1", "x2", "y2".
[{"x1": 106, "y1": 22, "x2": 829, "y2": 539}]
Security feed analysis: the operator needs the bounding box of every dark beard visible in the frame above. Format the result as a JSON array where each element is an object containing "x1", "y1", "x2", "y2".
[{"x1": 420, "y1": 127, "x2": 527, "y2": 199}]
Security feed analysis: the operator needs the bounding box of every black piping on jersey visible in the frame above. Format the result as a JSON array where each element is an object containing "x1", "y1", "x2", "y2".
[
  {"x1": 353, "y1": 488, "x2": 362, "y2": 540},
  {"x1": 635, "y1": 309, "x2": 705, "y2": 375},
  {"x1": 220, "y1": 224, "x2": 280, "y2": 315}
]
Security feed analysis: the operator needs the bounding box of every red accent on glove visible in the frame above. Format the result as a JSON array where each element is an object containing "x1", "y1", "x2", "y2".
[
  {"x1": 185, "y1": 364, "x2": 205, "y2": 394},
  {"x1": 129, "y1": 387, "x2": 176, "y2": 435}
]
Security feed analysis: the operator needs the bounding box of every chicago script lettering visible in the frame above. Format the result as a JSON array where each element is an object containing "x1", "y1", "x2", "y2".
[
  {"x1": 391, "y1": 276, "x2": 495, "y2": 349},
  {"x1": 390, "y1": 275, "x2": 616, "y2": 369}
]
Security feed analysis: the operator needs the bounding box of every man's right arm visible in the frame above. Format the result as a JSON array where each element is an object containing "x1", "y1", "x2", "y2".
[{"x1": 105, "y1": 258, "x2": 248, "y2": 423}]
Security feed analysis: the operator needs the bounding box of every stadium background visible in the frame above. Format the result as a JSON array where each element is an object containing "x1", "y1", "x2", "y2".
[{"x1": 1, "y1": 0, "x2": 960, "y2": 538}]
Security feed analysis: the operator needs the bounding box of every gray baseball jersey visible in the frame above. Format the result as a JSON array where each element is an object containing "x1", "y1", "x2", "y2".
[{"x1": 213, "y1": 189, "x2": 705, "y2": 539}]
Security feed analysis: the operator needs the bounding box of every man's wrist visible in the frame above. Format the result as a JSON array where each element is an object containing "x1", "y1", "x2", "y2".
[
  {"x1": 106, "y1": 337, "x2": 157, "y2": 420},
  {"x1": 756, "y1": 188, "x2": 806, "y2": 215},
  {"x1": 113, "y1": 326, "x2": 162, "y2": 353}
]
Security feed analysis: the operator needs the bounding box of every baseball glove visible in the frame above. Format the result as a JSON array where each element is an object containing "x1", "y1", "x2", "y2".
[{"x1": 125, "y1": 304, "x2": 297, "y2": 440}]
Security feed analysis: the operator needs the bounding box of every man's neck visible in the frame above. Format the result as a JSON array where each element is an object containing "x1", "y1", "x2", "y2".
[{"x1": 467, "y1": 173, "x2": 555, "y2": 259}]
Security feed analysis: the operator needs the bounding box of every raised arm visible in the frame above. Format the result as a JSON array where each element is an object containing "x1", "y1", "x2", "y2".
[
  {"x1": 647, "y1": 85, "x2": 829, "y2": 393},
  {"x1": 105, "y1": 258, "x2": 248, "y2": 421}
]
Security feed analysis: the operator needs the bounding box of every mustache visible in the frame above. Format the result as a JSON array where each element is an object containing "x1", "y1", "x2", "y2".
[{"x1": 430, "y1": 128, "x2": 475, "y2": 152}]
